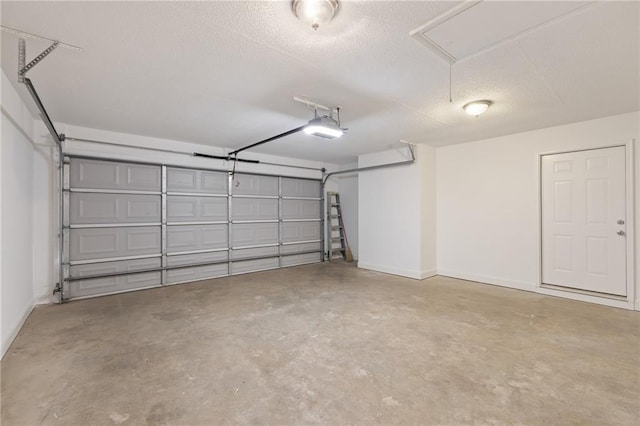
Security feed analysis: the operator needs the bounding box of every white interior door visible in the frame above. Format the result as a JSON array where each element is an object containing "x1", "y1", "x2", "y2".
[{"x1": 541, "y1": 146, "x2": 627, "y2": 296}]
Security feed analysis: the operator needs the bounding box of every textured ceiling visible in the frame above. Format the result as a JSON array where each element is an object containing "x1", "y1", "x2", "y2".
[{"x1": 1, "y1": 1, "x2": 638, "y2": 164}]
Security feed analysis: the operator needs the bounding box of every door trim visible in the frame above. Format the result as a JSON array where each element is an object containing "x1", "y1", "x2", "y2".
[{"x1": 536, "y1": 140, "x2": 636, "y2": 310}]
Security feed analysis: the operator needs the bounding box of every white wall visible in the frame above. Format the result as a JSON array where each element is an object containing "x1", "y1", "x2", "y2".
[
  {"x1": 420, "y1": 145, "x2": 437, "y2": 275},
  {"x1": 437, "y1": 111, "x2": 640, "y2": 309},
  {"x1": 1, "y1": 70, "x2": 38, "y2": 357},
  {"x1": 30, "y1": 121, "x2": 58, "y2": 305},
  {"x1": 358, "y1": 144, "x2": 436, "y2": 279}
]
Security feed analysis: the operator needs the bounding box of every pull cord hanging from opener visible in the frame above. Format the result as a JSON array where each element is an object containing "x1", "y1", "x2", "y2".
[{"x1": 232, "y1": 155, "x2": 240, "y2": 187}]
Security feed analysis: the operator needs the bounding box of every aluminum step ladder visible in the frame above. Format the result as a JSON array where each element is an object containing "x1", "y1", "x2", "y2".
[{"x1": 326, "y1": 192, "x2": 352, "y2": 261}]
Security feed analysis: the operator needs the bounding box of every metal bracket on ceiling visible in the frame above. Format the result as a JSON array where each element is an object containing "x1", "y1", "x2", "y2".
[
  {"x1": 1, "y1": 25, "x2": 81, "y2": 82},
  {"x1": 18, "y1": 37, "x2": 59, "y2": 82},
  {"x1": 293, "y1": 96, "x2": 340, "y2": 115}
]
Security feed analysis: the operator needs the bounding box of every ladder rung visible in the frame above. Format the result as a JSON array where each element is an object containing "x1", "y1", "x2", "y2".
[
  {"x1": 331, "y1": 248, "x2": 343, "y2": 253},
  {"x1": 330, "y1": 215, "x2": 340, "y2": 218},
  {"x1": 331, "y1": 226, "x2": 342, "y2": 230},
  {"x1": 331, "y1": 237, "x2": 344, "y2": 242}
]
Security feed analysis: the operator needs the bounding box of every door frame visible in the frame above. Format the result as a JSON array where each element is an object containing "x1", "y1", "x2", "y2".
[{"x1": 536, "y1": 140, "x2": 636, "y2": 310}]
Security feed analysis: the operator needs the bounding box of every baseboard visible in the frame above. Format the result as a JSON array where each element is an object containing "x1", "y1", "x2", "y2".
[
  {"x1": 438, "y1": 269, "x2": 637, "y2": 310},
  {"x1": 35, "y1": 293, "x2": 55, "y2": 305},
  {"x1": 420, "y1": 268, "x2": 437, "y2": 280},
  {"x1": 436, "y1": 270, "x2": 535, "y2": 292},
  {"x1": 536, "y1": 286, "x2": 634, "y2": 310},
  {"x1": 1, "y1": 301, "x2": 35, "y2": 361},
  {"x1": 358, "y1": 262, "x2": 433, "y2": 280}
]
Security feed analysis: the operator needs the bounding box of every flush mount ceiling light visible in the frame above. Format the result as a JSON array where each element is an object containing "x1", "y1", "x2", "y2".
[
  {"x1": 463, "y1": 100, "x2": 492, "y2": 117},
  {"x1": 292, "y1": 0, "x2": 340, "y2": 30},
  {"x1": 304, "y1": 115, "x2": 344, "y2": 139}
]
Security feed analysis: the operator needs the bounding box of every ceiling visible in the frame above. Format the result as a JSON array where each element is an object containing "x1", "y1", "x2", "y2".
[{"x1": 1, "y1": 1, "x2": 638, "y2": 164}]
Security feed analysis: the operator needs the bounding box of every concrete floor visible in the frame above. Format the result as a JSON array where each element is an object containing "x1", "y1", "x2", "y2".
[{"x1": 1, "y1": 262, "x2": 639, "y2": 425}]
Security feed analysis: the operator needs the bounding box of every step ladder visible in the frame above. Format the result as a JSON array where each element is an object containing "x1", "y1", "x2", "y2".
[{"x1": 326, "y1": 192, "x2": 352, "y2": 262}]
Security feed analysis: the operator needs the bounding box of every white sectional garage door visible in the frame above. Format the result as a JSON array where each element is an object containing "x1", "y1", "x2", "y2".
[{"x1": 63, "y1": 157, "x2": 322, "y2": 300}]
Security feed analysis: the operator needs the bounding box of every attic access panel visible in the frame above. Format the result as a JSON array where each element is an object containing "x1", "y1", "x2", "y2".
[{"x1": 411, "y1": 1, "x2": 593, "y2": 63}]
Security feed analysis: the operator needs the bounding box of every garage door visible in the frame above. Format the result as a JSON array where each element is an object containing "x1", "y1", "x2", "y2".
[{"x1": 63, "y1": 157, "x2": 323, "y2": 300}]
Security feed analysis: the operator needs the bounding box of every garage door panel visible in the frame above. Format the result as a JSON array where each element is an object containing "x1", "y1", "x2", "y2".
[
  {"x1": 126, "y1": 166, "x2": 160, "y2": 190},
  {"x1": 200, "y1": 198, "x2": 228, "y2": 221},
  {"x1": 280, "y1": 241, "x2": 322, "y2": 255},
  {"x1": 70, "y1": 159, "x2": 161, "y2": 191},
  {"x1": 68, "y1": 257, "x2": 162, "y2": 299},
  {"x1": 70, "y1": 257, "x2": 161, "y2": 277},
  {"x1": 281, "y1": 199, "x2": 321, "y2": 220},
  {"x1": 231, "y1": 223, "x2": 278, "y2": 248},
  {"x1": 281, "y1": 252, "x2": 322, "y2": 267},
  {"x1": 231, "y1": 258, "x2": 279, "y2": 275},
  {"x1": 70, "y1": 193, "x2": 161, "y2": 224},
  {"x1": 231, "y1": 246, "x2": 279, "y2": 261},
  {"x1": 69, "y1": 272, "x2": 161, "y2": 299},
  {"x1": 200, "y1": 172, "x2": 227, "y2": 193},
  {"x1": 70, "y1": 227, "x2": 161, "y2": 261},
  {"x1": 126, "y1": 197, "x2": 161, "y2": 221},
  {"x1": 166, "y1": 251, "x2": 228, "y2": 266},
  {"x1": 167, "y1": 168, "x2": 227, "y2": 194},
  {"x1": 166, "y1": 264, "x2": 228, "y2": 285},
  {"x1": 232, "y1": 198, "x2": 278, "y2": 221},
  {"x1": 281, "y1": 222, "x2": 321, "y2": 243},
  {"x1": 166, "y1": 224, "x2": 228, "y2": 252},
  {"x1": 71, "y1": 159, "x2": 118, "y2": 190},
  {"x1": 281, "y1": 178, "x2": 320, "y2": 198},
  {"x1": 167, "y1": 196, "x2": 227, "y2": 222},
  {"x1": 233, "y1": 174, "x2": 278, "y2": 196},
  {"x1": 127, "y1": 229, "x2": 161, "y2": 251}
]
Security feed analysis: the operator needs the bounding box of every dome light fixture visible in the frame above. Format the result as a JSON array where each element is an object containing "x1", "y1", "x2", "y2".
[
  {"x1": 463, "y1": 100, "x2": 492, "y2": 117},
  {"x1": 292, "y1": 0, "x2": 340, "y2": 31}
]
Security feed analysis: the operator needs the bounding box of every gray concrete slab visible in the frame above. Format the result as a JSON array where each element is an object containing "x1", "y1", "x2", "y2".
[{"x1": 2, "y1": 262, "x2": 639, "y2": 425}]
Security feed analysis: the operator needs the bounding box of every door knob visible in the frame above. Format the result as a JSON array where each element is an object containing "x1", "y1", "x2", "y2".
[
  {"x1": 617, "y1": 230, "x2": 626, "y2": 236},
  {"x1": 617, "y1": 219, "x2": 625, "y2": 225}
]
